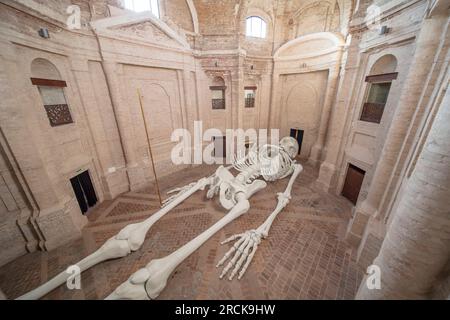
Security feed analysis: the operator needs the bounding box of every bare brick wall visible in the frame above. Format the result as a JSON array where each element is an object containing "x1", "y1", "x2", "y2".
[{"x1": 164, "y1": 0, "x2": 195, "y2": 32}]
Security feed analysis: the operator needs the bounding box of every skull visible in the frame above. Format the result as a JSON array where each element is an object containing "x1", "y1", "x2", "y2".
[{"x1": 279, "y1": 136, "x2": 299, "y2": 159}]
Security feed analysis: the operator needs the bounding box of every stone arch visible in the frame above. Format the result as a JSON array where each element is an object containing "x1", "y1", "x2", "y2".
[
  {"x1": 141, "y1": 82, "x2": 174, "y2": 142},
  {"x1": 281, "y1": 78, "x2": 324, "y2": 159},
  {"x1": 161, "y1": 0, "x2": 197, "y2": 33},
  {"x1": 336, "y1": 0, "x2": 354, "y2": 33},
  {"x1": 291, "y1": 1, "x2": 341, "y2": 37},
  {"x1": 211, "y1": 76, "x2": 225, "y2": 87},
  {"x1": 285, "y1": 81, "x2": 319, "y2": 127},
  {"x1": 369, "y1": 54, "x2": 398, "y2": 75},
  {"x1": 274, "y1": 32, "x2": 344, "y2": 60},
  {"x1": 185, "y1": 0, "x2": 199, "y2": 33},
  {"x1": 30, "y1": 58, "x2": 62, "y2": 80}
]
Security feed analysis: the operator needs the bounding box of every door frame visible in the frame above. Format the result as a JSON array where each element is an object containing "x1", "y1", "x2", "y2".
[
  {"x1": 341, "y1": 162, "x2": 366, "y2": 205},
  {"x1": 68, "y1": 164, "x2": 101, "y2": 214}
]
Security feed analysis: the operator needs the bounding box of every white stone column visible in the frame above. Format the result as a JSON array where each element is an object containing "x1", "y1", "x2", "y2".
[
  {"x1": 231, "y1": 56, "x2": 245, "y2": 130},
  {"x1": 316, "y1": 38, "x2": 359, "y2": 192},
  {"x1": 182, "y1": 69, "x2": 196, "y2": 133},
  {"x1": 309, "y1": 51, "x2": 343, "y2": 165},
  {"x1": 346, "y1": 16, "x2": 448, "y2": 242},
  {"x1": 356, "y1": 84, "x2": 450, "y2": 299},
  {"x1": 268, "y1": 73, "x2": 280, "y2": 130},
  {"x1": 258, "y1": 73, "x2": 272, "y2": 129},
  {"x1": 176, "y1": 69, "x2": 188, "y2": 130}
]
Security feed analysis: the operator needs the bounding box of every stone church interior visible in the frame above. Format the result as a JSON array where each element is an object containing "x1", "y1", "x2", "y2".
[{"x1": 0, "y1": 0, "x2": 449, "y2": 301}]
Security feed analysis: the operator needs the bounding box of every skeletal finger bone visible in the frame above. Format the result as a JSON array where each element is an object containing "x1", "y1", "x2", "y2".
[
  {"x1": 229, "y1": 239, "x2": 254, "y2": 280},
  {"x1": 238, "y1": 242, "x2": 259, "y2": 280},
  {"x1": 217, "y1": 163, "x2": 303, "y2": 281},
  {"x1": 219, "y1": 236, "x2": 250, "y2": 279},
  {"x1": 216, "y1": 235, "x2": 245, "y2": 268},
  {"x1": 163, "y1": 181, "x2": 201, "y2": 207},
  {"x1": 217, "y1": 230, "x2": 262, "y2": 280},
  {"x1": 221, "y1": 233, "x2": 244, "y2": 245}
]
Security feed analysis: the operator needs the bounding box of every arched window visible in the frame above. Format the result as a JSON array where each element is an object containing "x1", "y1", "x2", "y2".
[
  {"x1": 246, "y1": 16, "x2": 267, "y2": 38},
  {"x1": 30, "y1": 58, "x2": 73, "y2": 127},
  {"x1": 124, "y1": 0, "x2": 160, "y2": 18},
  {"x1": 360, "y1": 55, "x2": 398, "y2": 124},
  {"x1": 210, "y1": 76, "x2": 226, "y2": 110}
]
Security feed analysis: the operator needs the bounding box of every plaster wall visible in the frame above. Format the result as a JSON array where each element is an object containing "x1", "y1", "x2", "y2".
[{"x1": 279, "y1": 71, "x2": 329, "y2": 159}]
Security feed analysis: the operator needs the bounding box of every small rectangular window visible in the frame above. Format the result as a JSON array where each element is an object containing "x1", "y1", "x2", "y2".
[
  {"x1": 210, "y1": 86, "x2": 225, "y2": 110},
  {"x1": 244, "y1": 87, "x2": 256, "y2": 108},
  {"x1": 360, "y1": 82, "x2": 391, "y2": 124}
]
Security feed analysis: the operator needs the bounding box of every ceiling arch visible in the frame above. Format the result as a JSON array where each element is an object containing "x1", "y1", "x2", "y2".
[{"x1": 274, "y1": 31, "x2": 345, "y2": 60}]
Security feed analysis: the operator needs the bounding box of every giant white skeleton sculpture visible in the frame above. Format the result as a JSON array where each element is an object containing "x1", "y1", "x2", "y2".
[{"x1": 18, "y1": 137, "x2": 302, "y2": 300}]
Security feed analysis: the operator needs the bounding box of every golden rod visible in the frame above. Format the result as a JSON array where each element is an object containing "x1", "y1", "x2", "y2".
[{"x1": 137, "y1": 88, "x2": 163, "y2": 207}]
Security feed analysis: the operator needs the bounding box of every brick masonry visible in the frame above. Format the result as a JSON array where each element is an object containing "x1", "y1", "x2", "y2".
[{"x1": 0, "y1": 162, "x2": 363, "y2": 299}]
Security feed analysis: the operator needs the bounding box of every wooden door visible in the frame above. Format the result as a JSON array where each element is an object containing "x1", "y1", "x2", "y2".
[{"x1": 342, "y1": 164, "x2": 365, "y2": 205}]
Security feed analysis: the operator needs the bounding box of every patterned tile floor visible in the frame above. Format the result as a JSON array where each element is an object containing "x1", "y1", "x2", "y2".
[{"x1": 0, "y1": 161, "x2": 364, "y2": 300}]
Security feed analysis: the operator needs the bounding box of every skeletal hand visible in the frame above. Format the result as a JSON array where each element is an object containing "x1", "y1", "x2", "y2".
[
  {"x1": 163, "y1": 182, "x2": 197, "y2": 207},
  {"x1": 216, "y1": 230, "x2": 263, "y2": 280}
]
